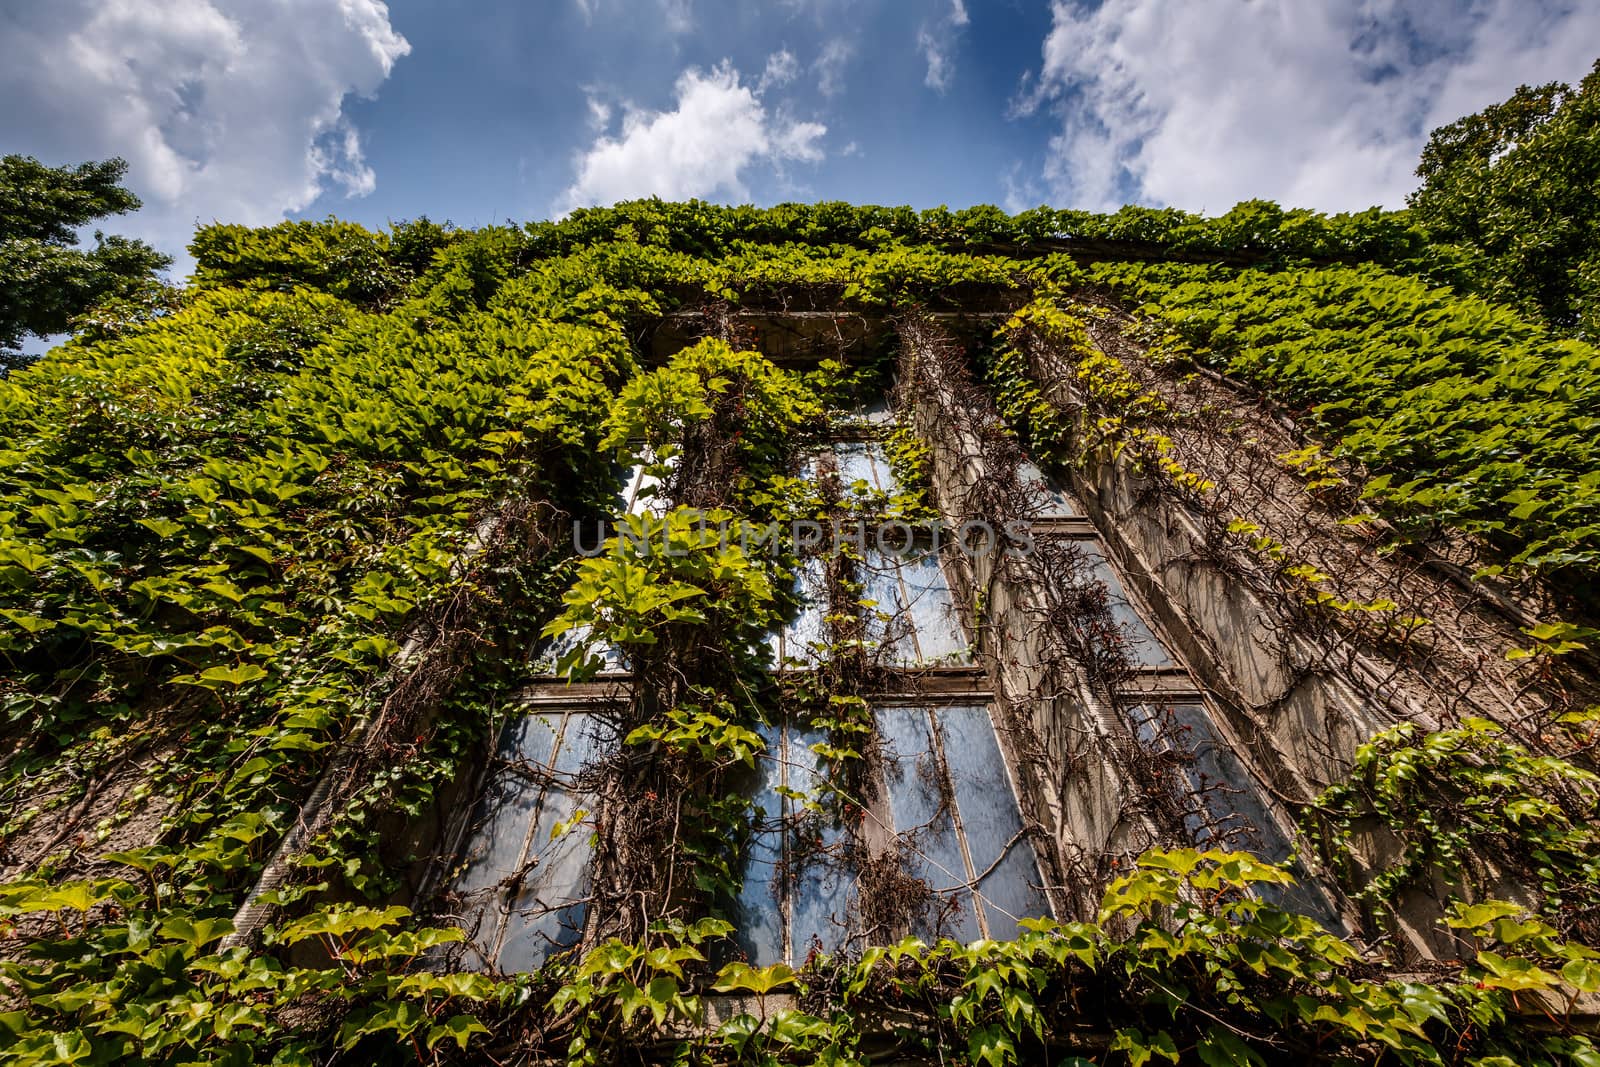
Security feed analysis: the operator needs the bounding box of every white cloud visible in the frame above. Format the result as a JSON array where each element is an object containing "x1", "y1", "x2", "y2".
[
  {"x1": 1021, "y1": 0, "x2": 1600, "y2": 213},
  {"x1": 1000, "y1": 161, "x2": 1044, "y2": 215},
  {"x1": 586, "y1": 94, "x2": 614, "y2": 132},
  {"x1": 759, "y1": 49, "x2": 801, "y2": 92},
  {"x1": 918, "y1": 0, "x2": 970, "y2": 93},
  {"x1": 918, "y1": 28, "x2": 952, "y2": 92},
  {"x1": 658, "y1": 0, "x2": 693, "y2": 33},
  {"x1": 577, "y1": 0, "x2": 690, "y2": 31},
  {"x1": 558, "y1": 61, "x2": 827, "y2": 212},
  {"x1": 770, "y1": 116, "x2": 828, "y2": 163},
  {"x1": 0, "y1": 0, "x2": 408, "y2": 269},
  {"x1": 814, "y1": 38, "x2": 853, "y2": 97}
]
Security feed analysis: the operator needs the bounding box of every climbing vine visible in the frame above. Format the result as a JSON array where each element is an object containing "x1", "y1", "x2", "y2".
[{"x1": 2, "y1": 200, "x2": 1599, "y2": 1065}]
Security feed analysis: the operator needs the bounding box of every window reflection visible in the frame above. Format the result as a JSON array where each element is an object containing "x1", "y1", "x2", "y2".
[
  {"x1": 731, "y1": 705, "x2": 1055, "y2": 961},
  {"x1": 862, "y1": 548, "x2": 971, "y2": 667},
  {"x1": 1070, "y1": 542, "x2": 1174, "y2": 668},
  {"x1": 769, "y1": 556, "x2": 829, "y2": 668},
  {"x1": 454, "y1": 710, "x2": 603, "y2": 971},
  {"x1": 1017, "y1": 459, "x2": 1080, "y2": 518},
  {"x1": 878, "y1": 703, "x2": 1052, "y2": 943},
  {"x1": 730, "y1": 721, "x2": 855, "y2": 966},
  {"x1": 1128, "y1": 701, "x2": 1343, "y2": 927},
  {"x1": 832, "y1": 440, "x2": 897, "y2": 495}
]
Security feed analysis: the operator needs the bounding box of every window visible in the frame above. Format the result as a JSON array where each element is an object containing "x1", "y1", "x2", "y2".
[
  {"x1": 732, "y1": 422, "x2": 1056, "y2": 965},
  {"x1": 861, "y1": 548, "x2": 972, "y2": 667},
  {"x1": 618, "y1": 461, "x2": 666, "y2": 516},
  {"x1": 1015, "y1": 457, "x2": 1338, "y2": 923},
  {"x1": 1127, "y1": 699, "x2": 1343, "y2": 926},
  {"x1": 728, "y1": 698, "x2": 1058, "y2": 964},
  {"x1": 1079, "y1": 542, "x2": 1174, "y2": 668},
  {"x1": 729, "y1": 720, "x2": 852, "y2": 966},
  {"x1": 878, "y1": 702, "x2": 1052, "y2": 942},
  {"x1": 445, "y1": 366, "x2": 1321, "y2": 975},
  {"x1": 769, "y1": 556, "x2": 828, "y2": 667},
  {"x1": 1018, "y1": 459, "x2": 1079, "y2": 519},
  {"x1": 452, "y1": 709, "x2": 604, "y2": 972}
]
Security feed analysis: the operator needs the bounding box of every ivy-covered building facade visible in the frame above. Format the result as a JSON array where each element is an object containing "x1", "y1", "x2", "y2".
[{"x1": 2, "y1": 200, "x2": 1599, "y2": 1065}]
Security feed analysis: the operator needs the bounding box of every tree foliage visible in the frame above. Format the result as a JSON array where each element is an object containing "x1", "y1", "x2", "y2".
[
  {"x1": 1409, "y1": 58, "x2": 1600, "y2": 338},
  {"x1": 0, "y1": 156, "x2": 172, "y2": 367}
]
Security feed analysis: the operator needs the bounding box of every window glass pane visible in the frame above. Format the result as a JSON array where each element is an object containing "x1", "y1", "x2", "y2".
[
  {"x1": 862, "y1": 550, "x2": 971, "y2": 667},
  {"x1": 730, "y1": 723, "x2": 786, "y2": 966},
  {"x1": 894, "y1": 550, "x2": 971, "y2": 665},
  {"x1": 1131, "y1": 703, "x2": 1277, "y2": 850},
  {"x1": 784, "y1": 725, "x2": 855, "y2": 963},
  {"x1": 769, "y1": 556, "x2": 828, "y2": 667},
  {"x1": 496, "y1": 715, "x2": 600, "y2": 970},
  {"x1": 1017, "y1": 460, "x2": 1079, "y2": 518},
  {"x1": 454, "y1": 717, "x2": 559, "y2": 963},
  {"x1": 454, "y1": 711, "x2": 602, "y2": 972},
  {"x1": 861, "y1": 555, "x2": 918, "y2": 665},
  {"x1": 834, "y1": 441, "x2": 897, "y2": 495},
  {"x1": 1078, "y1": 544, "x2": 1174, "y2": 667},
  {"x1": 977, "y1": 846, "x2": 1051, "y2": 941},
  {"x1": 834, "y1": 398, "x2": 893, "y2": 431},
  {"x1": 935, "y1": 705, "x2": 1051, "y2": 938},
  {"x1": 532, "y1": 623, "x2": 625, "y2": 675},
  {"x1": 731, "y1": 723, "x2": 854, "y2": 966},
  {"x1": 876, "y1": 706, "x2": 982, "y2": 943},
  {"x1": 1129, "y1": 702, "x2": 1343, "y2": 928},
  {"x1": 620, "y1": 462, "x2": 666, "y2": 516},
  {"x1": 789, "y1": 816, "x2": 852, "y2": 964},
  {"x1": 616, "y1": 448, "x2": 674, "y2": 516}
]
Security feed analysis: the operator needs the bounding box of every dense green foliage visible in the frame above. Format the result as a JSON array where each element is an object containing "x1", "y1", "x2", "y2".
[
  {"x1": 1094, "y1": 260, "x2": 1600, "y2": 608},
  {"x1": 1304, "y1": 714, "x2": 1600, "y2": 942},
  {"x1": 0, "y1": 226, "x2": 635, "y2": 1063},
  {"x1": 527, "y1": 196, "x2": 1429, "y2": 267},
  {"x1": 1410, "y1": 60, "x2": 1600, "y2": 338},
  {"x1": 2, "y1": 192, "x2": 1599, "y2": 1064},
  {"x1": 0, "y1": 156, "x2": 171, "y2": 365}
]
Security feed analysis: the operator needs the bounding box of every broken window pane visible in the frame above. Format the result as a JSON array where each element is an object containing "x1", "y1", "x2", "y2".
[{"x1": 454, "y1": 710, "x2": 603, "y2": 972}]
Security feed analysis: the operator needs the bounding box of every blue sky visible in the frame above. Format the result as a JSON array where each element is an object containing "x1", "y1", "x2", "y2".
[
  {"x1": 3, "y1": 0, "x2": 1599, "y2": 275},
  {"x1": 333, "y1": 0, "x2": 1060, "y2": 229}
]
